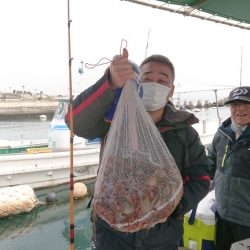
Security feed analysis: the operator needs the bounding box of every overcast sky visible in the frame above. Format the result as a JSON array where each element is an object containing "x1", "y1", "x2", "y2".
[{"x1": 1, "y1": 0, "x2": 250, "y2": 102}]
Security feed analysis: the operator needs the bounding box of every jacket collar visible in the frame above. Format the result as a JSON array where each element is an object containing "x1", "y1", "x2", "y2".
[
  {"x1": 157, "y1": 103, "x2": 199, "y2": 132},
  {"x1": 220, "y1": 117, "x2": 250, "y2": 139}
]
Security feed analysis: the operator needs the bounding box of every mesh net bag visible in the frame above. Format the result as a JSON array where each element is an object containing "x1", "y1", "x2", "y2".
[{"x1": 93, "y1": 77, "x2": 183, "y2": 233}]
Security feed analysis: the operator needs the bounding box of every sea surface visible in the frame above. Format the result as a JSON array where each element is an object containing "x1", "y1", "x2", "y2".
[
  {"x1": 0, "y1": 118, "x2": 51, "y2": 141},
  {"x1": 0, "y1": 185, "x2": 94, "y2": 250},
  {"x1": 0, "y1": 107, "x2": 231, "y2": 250}
]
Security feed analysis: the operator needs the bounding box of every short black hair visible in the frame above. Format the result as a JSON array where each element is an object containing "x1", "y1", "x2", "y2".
[{"x1": 140, "y1": 55, "x2": 175, "y2": 80}]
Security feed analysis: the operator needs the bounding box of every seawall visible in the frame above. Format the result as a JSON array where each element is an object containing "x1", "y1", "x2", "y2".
[{"x1": 0, "y1": 100, "x2": 58, "y2": 119}]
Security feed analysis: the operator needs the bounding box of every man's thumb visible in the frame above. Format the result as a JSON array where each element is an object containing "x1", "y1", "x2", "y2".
[{"x1": 122, "y1": 48, "x2": 128, "y2": 58}]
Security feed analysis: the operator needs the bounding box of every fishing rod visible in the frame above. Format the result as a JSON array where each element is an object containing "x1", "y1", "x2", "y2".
[{"x1": 67, "y1": 0, "x2": 75, "y2": 249}]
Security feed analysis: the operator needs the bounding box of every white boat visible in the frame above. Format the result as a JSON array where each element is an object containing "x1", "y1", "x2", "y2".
[
  {"x1": 0, "y1": 139, "x2": 49, "y2": 154},
  {"x1": 0, "y1": 99, "x2": 100, "y2": 190},
  {"x1": 193, "y1": 108, "x2": 201, "y2": 113},
  {"x1": 39, "y1": 114, "x2": 47, "y2": 121},
  {"x1": 0, "y1": 147, "x2": 99, "y2": 189}
]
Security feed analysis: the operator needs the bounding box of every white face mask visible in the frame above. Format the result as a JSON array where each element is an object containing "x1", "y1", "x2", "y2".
[{"x1": 142, "y1": 82, "x2": 171, "y2": 111}]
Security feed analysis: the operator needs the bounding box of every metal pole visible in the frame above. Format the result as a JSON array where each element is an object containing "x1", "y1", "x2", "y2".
[
  {"x1": 240, "y1": 46, "x2": 243, "y2": 87},
  {"x1": 145, "y1": 29, "x2": 151, "y2": 59},
  {"x1": 202, "y1": 120, "x2": 206, "y2": 134},
  {"x1": 214, "y1": 89, "x2": 221, "y2": 125}
]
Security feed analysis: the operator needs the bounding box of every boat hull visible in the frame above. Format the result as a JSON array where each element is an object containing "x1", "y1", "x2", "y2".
[{"x1": 0, "y1": 148, "x2": 99, "y2": 189}]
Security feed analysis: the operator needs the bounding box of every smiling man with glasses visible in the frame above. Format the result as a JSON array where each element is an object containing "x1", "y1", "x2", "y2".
[{"x1": 207, "y1": 86, "x2": 250, "y2": 250}]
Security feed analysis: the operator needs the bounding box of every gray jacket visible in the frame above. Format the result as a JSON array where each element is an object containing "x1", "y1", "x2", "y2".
[{"x1": 207, "y1": 118, "x2": 250, "y2": 227}]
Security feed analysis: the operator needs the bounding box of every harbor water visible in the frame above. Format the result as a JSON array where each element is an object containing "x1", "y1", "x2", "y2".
[
  {"x1": 0, "y1": 184, "x2": 94, "y2": 250},
  {"x1": 0, "y1": 107, "x2": 231, "y2": 250},
  {"x1": 0, "y1": 118, "x2": 51, "y2": 141},
  {"x1": 0, "y1": 107, "x2": 231, "y2": 141}
]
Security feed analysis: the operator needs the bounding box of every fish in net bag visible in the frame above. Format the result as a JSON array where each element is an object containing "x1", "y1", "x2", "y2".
[{"x1": 93, "y1": 66, "x2": 183, "y2": 233}]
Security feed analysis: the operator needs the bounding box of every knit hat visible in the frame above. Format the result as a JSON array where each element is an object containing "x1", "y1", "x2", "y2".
[{"x1": 224, "y1": 86, "x2": 250, "y2": 105}]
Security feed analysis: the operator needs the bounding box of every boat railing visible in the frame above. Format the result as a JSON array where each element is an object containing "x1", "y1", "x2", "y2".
[
  {"x1": 192, "y1": 117, "x2": 224, "y2": 148},
  {"x1": 193, "y1": 117, "x2": 222, "y2": 136}
]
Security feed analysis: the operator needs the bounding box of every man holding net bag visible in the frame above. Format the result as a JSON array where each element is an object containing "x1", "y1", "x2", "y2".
[{"x1": 65, "y1": 48, "x2": 210, "y2": 250}]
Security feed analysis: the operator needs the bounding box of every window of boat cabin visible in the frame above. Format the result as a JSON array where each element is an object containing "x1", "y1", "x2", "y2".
[{"x1": 54, "y1": 101, "x2": 68, "y2": 119}]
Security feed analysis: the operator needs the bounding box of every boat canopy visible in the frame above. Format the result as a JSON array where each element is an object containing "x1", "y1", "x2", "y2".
[{"x1": 123, "y1": 0, "x2": 250, "y2": 30}]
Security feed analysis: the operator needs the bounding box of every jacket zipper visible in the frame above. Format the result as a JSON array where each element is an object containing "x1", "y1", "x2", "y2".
[{"x1": 221, "y1": 144, "x2": 228, "y2": 168}]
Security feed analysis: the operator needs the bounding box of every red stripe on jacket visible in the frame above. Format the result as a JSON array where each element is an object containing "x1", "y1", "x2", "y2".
[
  {"x1": 66, "y1": 81, "x2": 109, "y2": 121},
  {"x1": 183, "y1": 175, "x2": 210, "y2": 185}
]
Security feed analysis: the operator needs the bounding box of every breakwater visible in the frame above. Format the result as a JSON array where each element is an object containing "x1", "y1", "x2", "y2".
[{"x1": 0, "y1": 100, "x2": 58, "y2": 119}]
